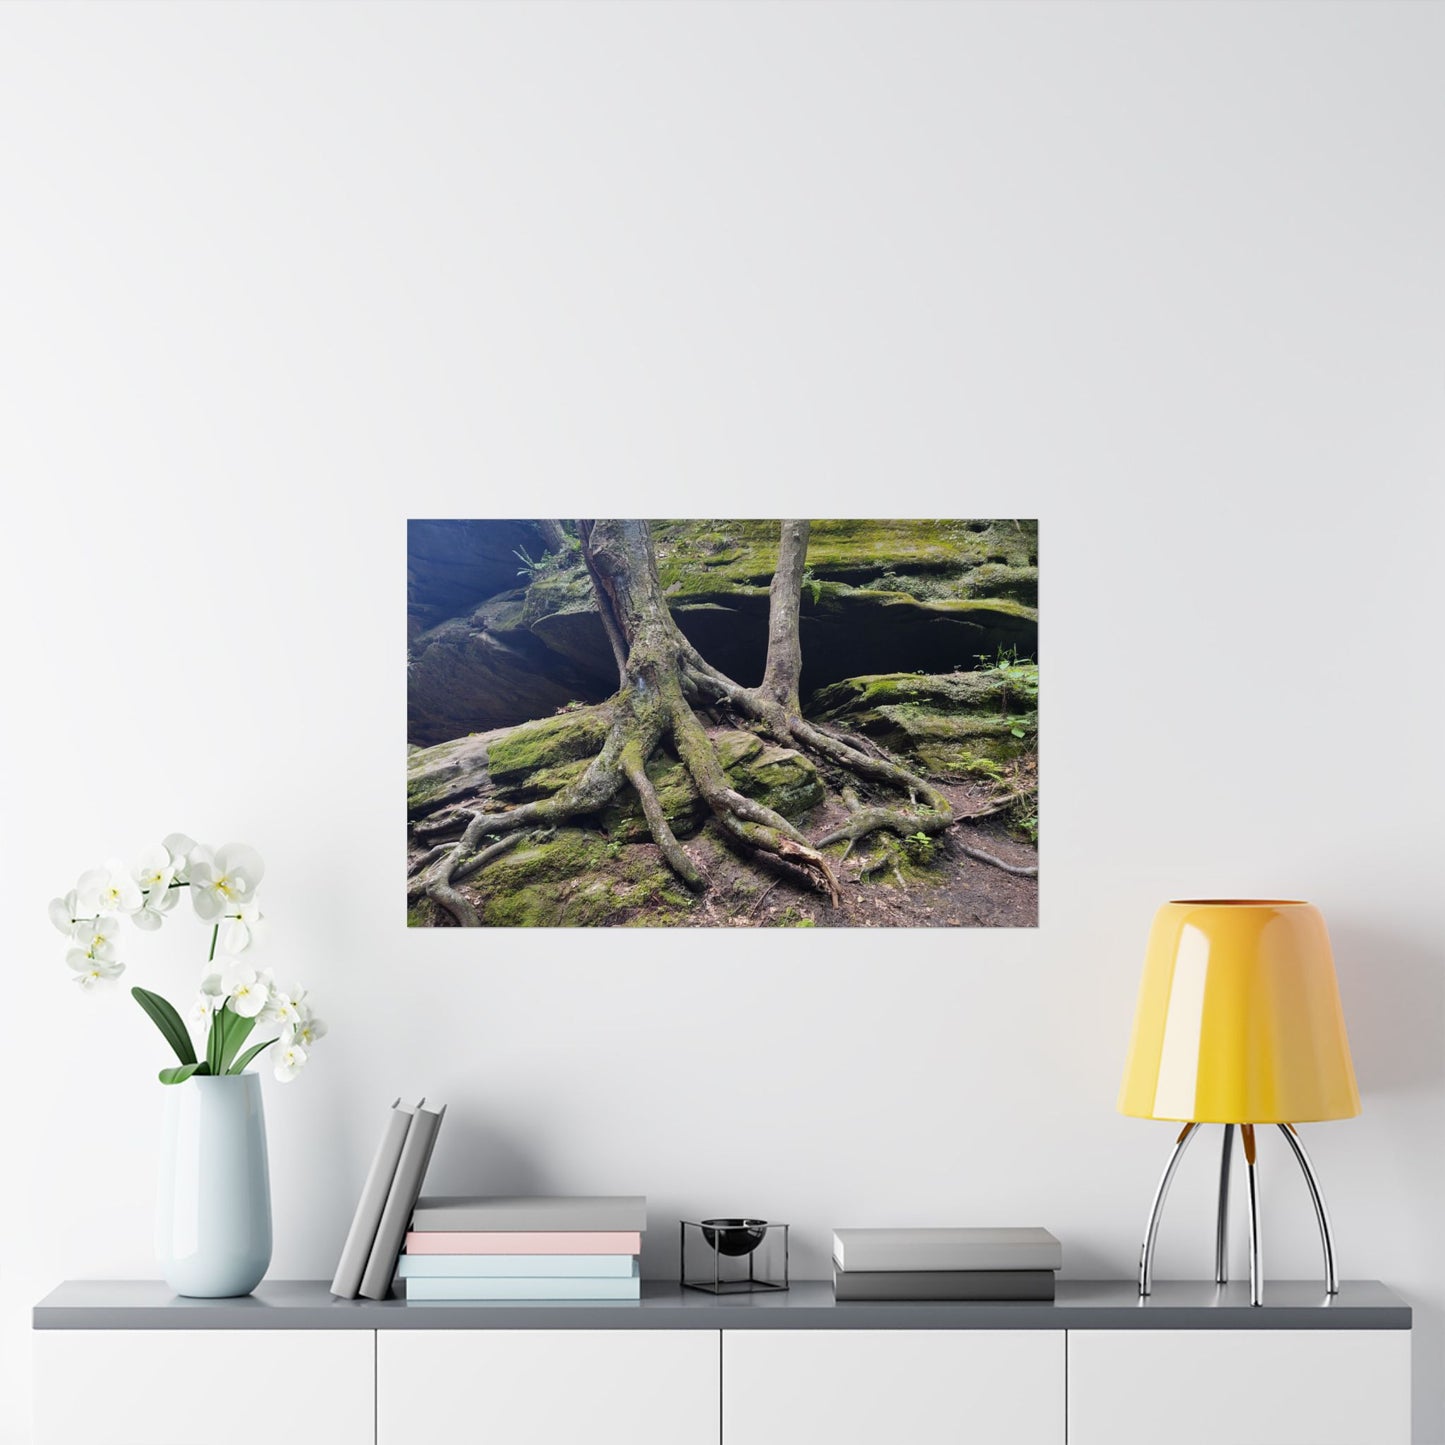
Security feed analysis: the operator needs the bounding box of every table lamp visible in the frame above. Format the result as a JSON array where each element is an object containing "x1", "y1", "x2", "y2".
[{"x1": 1118, "y1": 899, "x2": 1359, "y2": 1305}]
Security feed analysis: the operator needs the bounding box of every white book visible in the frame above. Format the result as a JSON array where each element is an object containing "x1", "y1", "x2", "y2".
[
  {"x1": 398, "y1": 1254, "x2": 639, "y2": 1279},
  {"x1": 833, "y1": 1227, "x2": 1062, "y2": 1273},
  {"x1": 359, "y1": 1101, "x2": 446, "y2": 1300},
  {"x1": 330, "y1": 1099, "x2": 419, "y2": 1300}
]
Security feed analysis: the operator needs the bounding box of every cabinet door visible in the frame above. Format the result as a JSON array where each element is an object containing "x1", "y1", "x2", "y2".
[
  {"x1": 1067, "y1": 1329, "x2": 1411, "y2": 1445},
  {"x1": 723, "y1": 1329, "x2": 1064, "y2": 1445},
  {"x1": 34, "y1": 1329, "x2": 373, "y2": 1445},
  {"x1": 378, "y1": 1328, "x2": 719, "y2": 1445}
]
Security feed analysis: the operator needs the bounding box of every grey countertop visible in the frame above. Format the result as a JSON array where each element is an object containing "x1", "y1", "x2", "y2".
[{"x1": 34, "y1": 1279, "x2": 1410, "y2": 1331}]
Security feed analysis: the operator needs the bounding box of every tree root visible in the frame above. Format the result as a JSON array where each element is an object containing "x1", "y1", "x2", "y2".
[
  {"x1": 959, "y1": 844, "x2": 1038, "y2": 878},
  {"x1": 621, "y1": 745, "x2": 705, "y2": 892}
]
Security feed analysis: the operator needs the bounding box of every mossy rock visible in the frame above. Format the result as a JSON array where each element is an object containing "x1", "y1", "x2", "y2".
[
  {"x1": 807, "y1": 669, "x2": 1037, "y2": 779},
  {"x1": 487, "y1": 705, "x2": 613, "y2": 789},
  {"x1": 810, "y1": 671, "x2": 1012, "y2": 718},
  {"x1": 406, "y1": 732, "x2": 497, "y2": 819},
  {"x1": 475, "y1": 829, "x2": 695, "y2": 927}
]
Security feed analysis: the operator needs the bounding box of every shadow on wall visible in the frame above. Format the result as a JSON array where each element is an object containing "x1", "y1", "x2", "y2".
[
  {"x1": 422, "y1": 1114, "x2": 563, "y2": 1198},
  {"x1": 1329, "y1": 917, "x2": 1445, "y2": 1095}
]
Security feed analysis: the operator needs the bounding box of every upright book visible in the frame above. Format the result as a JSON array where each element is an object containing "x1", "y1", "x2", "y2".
[
  {"x1": 359, "y1": 1100, "x2": 446, "y2": 1300},
  {"x1": 832, "y1": 1227, "x2": 1062, "y2": 1274},
  {"x1": 330, "y1": 1098, "x2": 419, "y2": 1300}
]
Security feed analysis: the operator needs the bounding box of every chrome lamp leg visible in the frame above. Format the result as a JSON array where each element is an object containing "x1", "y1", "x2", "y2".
[
  {"x1": 1242, "y1": 1124, "x2": 1263, "y2": 1306},
  {"x1": 1277, "y1": 1123, "x2": 1339, "y2": 1294},
  {"x1": 1138, "y1": 1122, "x2": 1198, "y2": 1297},
  {"x1": 1215, "y1": 1123, "x2": 1235, "y2": 1285}
]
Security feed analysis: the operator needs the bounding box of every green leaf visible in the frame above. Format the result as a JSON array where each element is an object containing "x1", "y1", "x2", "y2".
[
  {"x1": 1010, "y1": 726, "x2": 1026, "y2": 738},
  {"x1": 207, "y1": 1008, "x2": 225, "y2": 1075},
  {"x1": 218, "y1": 1011, "x2": 257, "y2": 1074},
  {"x1": 158, "y1": 1062, "x2": 210, "y2": 1085},
  {"x1": 229, "y1": 1037, "x2": 277, "y2": 1075},
  {"x1": 131, "y1": 987, "x2": 197, "y2": 1067}
]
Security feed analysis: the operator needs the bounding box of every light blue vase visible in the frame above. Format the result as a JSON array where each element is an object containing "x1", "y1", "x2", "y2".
[{"x1": 156, "y1": 1073, "x2": 272, "y2": 1297}]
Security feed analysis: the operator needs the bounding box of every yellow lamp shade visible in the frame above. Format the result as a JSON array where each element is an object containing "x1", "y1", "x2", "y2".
[{"x1": 1118, "y1": 900, "x2": 1360, "y2": 1124}]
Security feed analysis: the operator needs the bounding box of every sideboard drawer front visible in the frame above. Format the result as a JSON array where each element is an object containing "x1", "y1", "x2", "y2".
[
  {"x1": 723, "y1": 1328, "x2": 1065, "y2": 1445},
  {"x1": 34, "y1": 1329, "x2": 373, "y2": 1445},
  {"x1": 1068, "y1": 1328, "x2": 1411, "y2": 1445},
  {"x1": 377, "y1": 1328, "x2": 719, "y2": 1445}
]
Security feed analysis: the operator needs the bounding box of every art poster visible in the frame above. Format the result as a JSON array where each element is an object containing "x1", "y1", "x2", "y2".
[{"x1": 408, "y1": 520, "x2": 1038, "y2": 928}]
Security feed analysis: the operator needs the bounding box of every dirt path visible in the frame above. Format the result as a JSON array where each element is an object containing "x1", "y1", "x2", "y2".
[{"x1": 675, "y1": 773, "x2": 1037, "y2": 929}]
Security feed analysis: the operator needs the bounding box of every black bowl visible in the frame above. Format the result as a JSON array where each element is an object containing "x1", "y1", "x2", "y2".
[{"x1": 701, "y1": 1218, "x2": 768, "y2": 1257}]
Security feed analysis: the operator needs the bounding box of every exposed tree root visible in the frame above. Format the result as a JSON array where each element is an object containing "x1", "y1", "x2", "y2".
[
  {"x1": 958, "y1": 844, "x2": 1039, "y2": 878},
  {"x1": 621, "y1": 743, "x2": 705, "y2": 892}
]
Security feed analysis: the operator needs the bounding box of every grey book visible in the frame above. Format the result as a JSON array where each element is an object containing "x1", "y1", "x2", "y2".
[
  {"x1": 410, "y1": 1195, "x2": 648, "y2": 1233},
  {"x1": 832, "y1": 1227, "x2": 1062, "y2": 1274},
  {"x1": 359, "y1": 1101, "x2": 446, "y2": 1301},
  {"x1": 833, "y1": 1266, "x2": 1056, "y2": 1302},
  {"x1": 330, "y1": 1098, "x2": 419, "y2": 1300}
]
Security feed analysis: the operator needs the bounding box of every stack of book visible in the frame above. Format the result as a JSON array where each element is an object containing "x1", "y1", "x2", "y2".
[
  {"x1": 832, "y1": 1227, "x2": 1062, "y2": 1301},
  {"x1": 399, "y1": 1195, "x2": 647, "y2": 1301}
]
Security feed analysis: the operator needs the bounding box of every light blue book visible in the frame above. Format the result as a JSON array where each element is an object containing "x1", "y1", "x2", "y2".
[
  {"x1": 398, "y1": 1254, "x2": 638, "y2": 1279},
  {"x1": 404, "y1": 1274, "x2": 641, "y2": 1302}
]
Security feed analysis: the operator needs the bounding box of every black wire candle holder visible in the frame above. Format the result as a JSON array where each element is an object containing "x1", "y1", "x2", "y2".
[{"x1": 680, "y1": 1219, "x2": 789, "y2": 1294}]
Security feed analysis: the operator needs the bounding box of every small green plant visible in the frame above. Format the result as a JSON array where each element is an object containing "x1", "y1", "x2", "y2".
[
  {"x1": 1010, "y1": 805, "x2": 1039, "y2": 845},
  {"x1": 513, "y1": 545, "x2": 545, "y2": 577},
  {"x1": 902, "y1": 830, "x2": 937, "y2": 863},
  {"x1": 801, "y1": 567, "x2": 823, "y2": 605}
]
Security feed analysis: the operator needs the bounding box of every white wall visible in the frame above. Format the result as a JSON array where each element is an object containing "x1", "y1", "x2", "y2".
[{"x1": 2, "y1": 2, "x2": 1440, "y2": 1440}]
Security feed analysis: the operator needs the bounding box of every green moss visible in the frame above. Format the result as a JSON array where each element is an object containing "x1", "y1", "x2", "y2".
[
  {"x1": 651, "y1": 520, "x2": 1038, "y2": 604},
  {"x1": 475, "y1": 827, "x2": 695, "y2": 927},
  {"x1": 807, "y1": 668, "x2": 1038, "y2": 780},
  {"x1": 742, "y1": 744, "x2": 825, "y2": 814},
  {"x1": 811, "y1": 671, "x2": 1010, "y2": 717},
  {"x1": 487, "y1": 706, "x2": 612, "y2": 787},
  {"x1": 601, "y1": 731, "x2": 822, "y2": 842}
]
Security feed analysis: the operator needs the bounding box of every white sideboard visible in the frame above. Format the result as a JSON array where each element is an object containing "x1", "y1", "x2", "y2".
[
  {"x1": 723, "y1": 1328, "x2": 1063, "y2": 1445},
  {"x1": 33, "y1": 1279, "x2": 1413, "y2": 1445}
]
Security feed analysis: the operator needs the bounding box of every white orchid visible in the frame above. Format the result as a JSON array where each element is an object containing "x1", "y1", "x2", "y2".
[
  {"x1": 49, "y1": 891, "x2": 85, "y2": 935},
  {"x1": 162, "y1": 833, "x2": 198, "y2": 882},
  {"x1": 190, "y1": 844, "x2": 264, "y2": 922},
  {"x1": 285, "y1": 1011, "x2": 328, "y2": 1051},
  {"x1": 54, "y1": 834, "x2": 323, "y2": 1084},
  {"x1": 223, "y1": 967, "x2": 271, "y2": 1019},
  {"x1": 219, "y1": 900, "x2": 266, "y2": 956},
  {"x1": 273, "y1": 1042, "x2": 308, "y2": 1082},
  {"x1": 70, "y1": 915, "x2": 121, "y2": 962},
  {"x1": 68, "y1": 952, "x2": 124, "y2": 989},
  {"x1": 76, "y1": 860, "x2": 142, "y2": 917},
  {"x1": 261, "y1": 985, "x2": 301, "y2": 1029},
  {"x1": 133, "y1": 844, "x2": 177, "y2": 894},
  {"x1": 191, "y1": 973, "x2": 227, "y2": 1027}
]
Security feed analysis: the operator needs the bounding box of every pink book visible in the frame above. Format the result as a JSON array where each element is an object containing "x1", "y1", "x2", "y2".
[{"x1": 403, "y1": 1230, "x2": 642, "y2": 1255}]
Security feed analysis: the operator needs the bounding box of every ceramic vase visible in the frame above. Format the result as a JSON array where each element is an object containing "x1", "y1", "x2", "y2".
[{"x1": 156, "y1": 1073, "x2": 272, "y2": 1297}]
